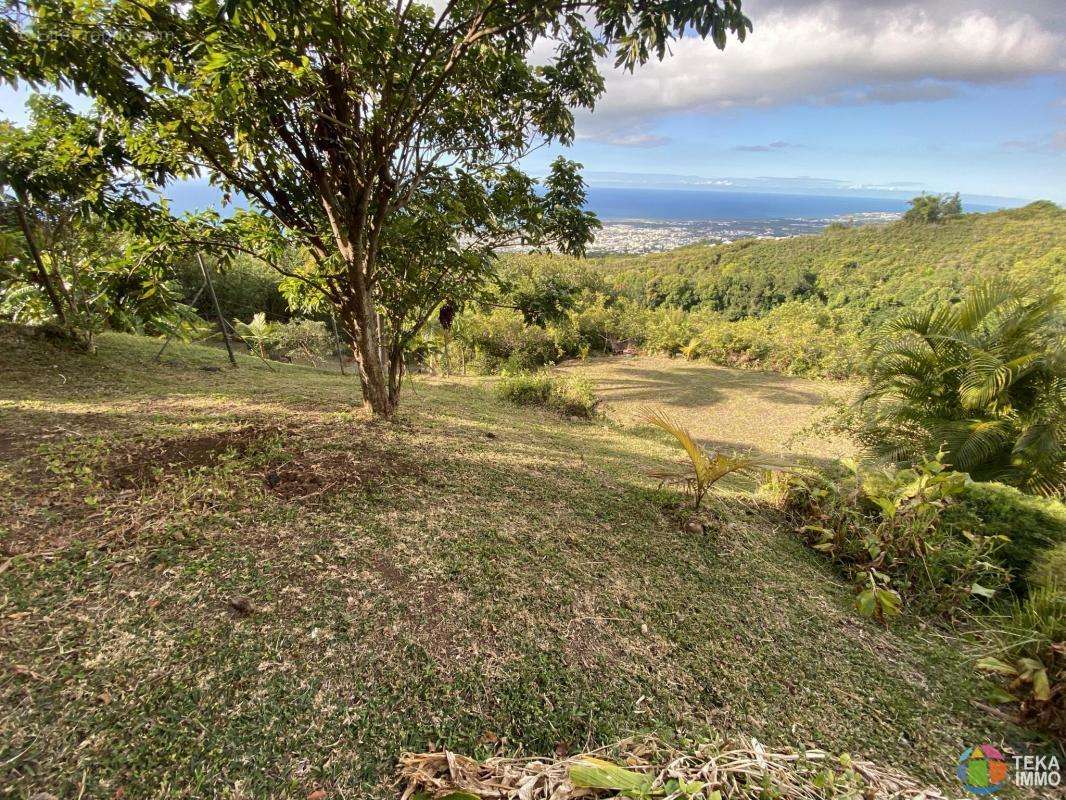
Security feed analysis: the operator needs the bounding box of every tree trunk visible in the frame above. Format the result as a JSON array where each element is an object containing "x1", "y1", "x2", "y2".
[
  {"x1": 14, "y1": 203, "x2": 69, "y2": 330},
  {"x1": 339, "y1": 297, "x2": 396, "y2": 418}
]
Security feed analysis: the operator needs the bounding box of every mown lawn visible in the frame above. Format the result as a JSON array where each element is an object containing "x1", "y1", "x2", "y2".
[
  {"x1": 557, "y1": 354, "x2": 855, "y2": 464},
  {"x1": 0, "y1": 328, "x2": 1032, "y2": 798}
]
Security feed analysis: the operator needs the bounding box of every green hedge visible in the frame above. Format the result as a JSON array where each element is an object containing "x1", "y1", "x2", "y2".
[
  {"x1": 496, "y1": 372, "x2": 598, "y2": 418},
  {"x1": 941, "y1": 483, "x2": 1066, "y2": 584}
]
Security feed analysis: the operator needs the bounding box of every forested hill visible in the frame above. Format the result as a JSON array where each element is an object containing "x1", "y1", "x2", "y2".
[{"x1": 591, "y1": 200, "x2": 1065, "y2": 320}]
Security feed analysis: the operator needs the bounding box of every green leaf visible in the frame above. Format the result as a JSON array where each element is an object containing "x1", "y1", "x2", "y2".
[
  {"x1": 875, "y1": 587, "x2": 901, "y2": 617},
  {"x1": 570, "y1": 757, "x2": 654, "y2": 794},
  {"x1": 856, "y1": 589, "x2": 877, "y2": 617},
  {"x1": 969, "y1": 583, "x2": 996, "y2": 598},
  {"x1": 1031, "y1": 668, "x2": 1051, "y2": 702},
  {"x1": 975, "y1": 657, "x2": 1018, "y2": 676},
  {"x1": 982, "y1": 683, "x2": 1017, "y2": 704}
]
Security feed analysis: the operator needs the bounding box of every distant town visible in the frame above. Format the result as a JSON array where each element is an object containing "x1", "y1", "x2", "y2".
[{"x1": 586, "y1": 211, "x2": 902, "y2": 253}]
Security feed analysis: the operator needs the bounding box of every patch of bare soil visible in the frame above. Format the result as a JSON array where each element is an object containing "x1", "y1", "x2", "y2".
[
  {"x1": 0, "y1": 430, "x2": 26, "y2": 462},
  {"x1": 0, "y1": 411, "x2": 116, "y2": 465},
  {"x1": 260, "y1": 441, "x2": 422, "y2": 500},
  {"x1": 103, "y1": 427, "x2": 271, "y2": 489}
]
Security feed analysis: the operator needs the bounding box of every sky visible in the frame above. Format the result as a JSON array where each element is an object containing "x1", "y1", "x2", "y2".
[
  {"x1": 523, "y1": 0, "x2": 1066, "y2": 203},
  {"x1": 2, "y1": 0, "x2": 1064, "y2": 204}
]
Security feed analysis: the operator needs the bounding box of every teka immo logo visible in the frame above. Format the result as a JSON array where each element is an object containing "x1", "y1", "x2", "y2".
[{"x1": 957, "y1": 744, "x2": 1062, "y2": 794}]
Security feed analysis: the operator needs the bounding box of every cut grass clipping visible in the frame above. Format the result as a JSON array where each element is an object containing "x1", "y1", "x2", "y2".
[
  {"x1": 496, "y1": 371, "x2": 598, "y2": 418},
  {"x1": 397, "y1": 736, "x2": 943, "y2": 799}
]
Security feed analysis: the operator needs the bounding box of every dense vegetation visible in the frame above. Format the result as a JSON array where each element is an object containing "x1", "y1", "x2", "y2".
[
  {"x1": 846, "y1": 280, "x2": 1065, "y2": 494},
  {"x1": 444, "y1": 202, "x2": 1065, "y2": 379},
  {"x1": 597, "y1": 201, "x2": 1065, "y2": 322}
]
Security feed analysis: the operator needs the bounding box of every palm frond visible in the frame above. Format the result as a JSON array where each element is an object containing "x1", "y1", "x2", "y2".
[
  {"x1": 643, "y1": 407, "x2": 771, "y2": 509},
  {"x1": 955, "y1": 279, "x2": 1015, "y2": 331}
]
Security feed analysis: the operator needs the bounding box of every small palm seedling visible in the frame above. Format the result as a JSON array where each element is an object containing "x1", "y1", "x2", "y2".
[
  {"x1": 643, "y1": 408, "x2": 768, "y2": 510},
  {"x1": 232, "y1": 312, "x2": 277, "y2": 360}
]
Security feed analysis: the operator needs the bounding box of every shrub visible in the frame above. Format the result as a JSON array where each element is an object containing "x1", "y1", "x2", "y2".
[
  {"x1": 678, "y1": 302, "x2": 862, "y2": 377},
  {"x1": 496, "y1": 372, "x2": 598, "y2": 418},
  {"x1": 854, "y1": 280, "x2": 1065, "y2": 496},
  {"x1": 940, "y1": 482, "x2": 1066, "y2": 585},
  {"x1": 569, "y1": 296, "x2": 645, "y2": 354},
  {"x1": 976, "y1": 585, "x2": 1066, "y2": 736},
  {"x1": 459, "y1": 309, "x2": 564, "y2": 373},
  {"x1": 1030, "y1": 543, "x2": 1066, "y2": 590},
  {"x1": 774, "y1": 457, "x2": 1012, "y2": 619},
  {"x1": 176, "y1": 254, "x2": 288, "y2": 322},
  {"x1": 271, "y1": 318, "x2": 331, "y2": 364},
  {"x1": 642, "y1": 307, "x2": 697, "y2": 356}
]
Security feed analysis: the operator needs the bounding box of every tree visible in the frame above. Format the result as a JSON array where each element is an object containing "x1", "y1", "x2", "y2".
[
  {"x1": 0, "y1": 95, "x2": 193, "y2": 346},
  {"x1": 855, "y1": 280, "x2": 1065, "y2": 496},
  {"x1": 503, "y1": 265, "x2": 581, "y2": 326},
  {"x1": 2, "y1": 0, "x2": 752, "y2": 416},
  {"x1": 903, "y1": 192, "x2": 963, "y2": 224}
]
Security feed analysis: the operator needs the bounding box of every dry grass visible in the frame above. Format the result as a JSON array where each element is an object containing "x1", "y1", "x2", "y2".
[
  {"x1": 557, "y1": 355, "x2": 855, "y2": 465},
  {"x1": 398, "y1": 736, "x2": 946, "y2": 799}
]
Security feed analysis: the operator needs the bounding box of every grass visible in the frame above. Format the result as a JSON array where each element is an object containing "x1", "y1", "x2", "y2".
[
  {"x1": 558, "y1": 354, "x2": 855, "y2": 466},
  {"x1": 0, "y1": 327, "x2": 1041, "y2": 798}
]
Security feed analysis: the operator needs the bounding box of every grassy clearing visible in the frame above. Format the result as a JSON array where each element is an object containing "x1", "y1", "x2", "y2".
[
  {"x1": 0, "y1": 328, "x2": 1035, "y2": 797},
  {"x1": 557, "y1": 354, "x2": 855, "y2": 465}
]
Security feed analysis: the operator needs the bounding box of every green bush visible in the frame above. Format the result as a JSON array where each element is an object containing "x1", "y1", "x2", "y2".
[
  {"x1": 496, "y1": 372, "x2": 598, "y2": 418},
  {"x1": 1029, "y1": 543, "x2": 1066, "y2": 590},
  {"x1": 774, "y1": 458, "x2": 1013, "y2": 618},
  {"x1": 680, "y1": 302, "x2": 862, "y2": 377},
  {"x1": 940, "y1": 482, "x2": 1066, "y2": 584},
  {"x1": 271, "y1": 318, "x2": 331, "y2": 364},
  {"x1": 976, "y1": 585, "x2": 1066, "y2": 736},
  {"x1": 175, "y1": 254, "x2": 288, "y2": 323},
  {"x1": 569, "y1": 298, "x2": 642, "y2": 354},
  {"x1": 459, "y1": 309, "x2": 566, "y2": 373},
  {"x1": 853, "y1": 280, "x2": 1064, "y2": 495}
]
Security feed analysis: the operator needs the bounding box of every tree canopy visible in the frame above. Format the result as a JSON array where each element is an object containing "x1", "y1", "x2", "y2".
[
  {"x1": 2, "y1": 0, "x2": 752, "y2": 414},
  {"x1": 0, "y1": 94, "x2": 193, "y2": 344}
]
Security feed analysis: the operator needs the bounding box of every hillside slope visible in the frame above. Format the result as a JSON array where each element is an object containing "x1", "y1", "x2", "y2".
[
  {"x1": 594, "y1": 201, "x2": 1066, "y2": 319},
  {"x1": 0, "y1": 330, "x2": 1032, "y2": 797}
]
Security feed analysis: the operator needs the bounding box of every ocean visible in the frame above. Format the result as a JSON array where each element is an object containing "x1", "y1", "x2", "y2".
[
  {"x1": 578, "y1": 188, "x2": 1001, "y2": 252},
  {"x1": 582, "y1": 187, "x2": 995, "y2": 221}
]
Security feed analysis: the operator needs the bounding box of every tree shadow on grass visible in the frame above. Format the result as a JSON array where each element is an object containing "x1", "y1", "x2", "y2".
[{"x1": 563, "y1": 358, "x2": 836, "y2": 408}]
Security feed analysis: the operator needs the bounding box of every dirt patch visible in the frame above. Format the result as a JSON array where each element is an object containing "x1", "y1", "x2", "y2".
[
  {"x1": 0, "y1": 430, "x2": 28, "y2": 463},
  {"x1": 103, "y1": 427, "x2": 273, "y2": 489},
  {"x1": 0, "y1": 410, "x2": 116, "y2": 464},
  {"x1": 261, "y1": 444, "x2": 422, "y2": 501},
  {"x1": 366, "y1": 554, "x2": 463, "y2": 663}
]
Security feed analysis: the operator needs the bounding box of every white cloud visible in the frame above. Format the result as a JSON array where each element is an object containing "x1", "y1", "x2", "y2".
[
  {"x1": 589, "y1": 131, "x2": 671, "y2": 148},
  {"x1": 1001, "y1": 130, "x2": 1066, "y2": 153},
  {"x1": 577, "y1": 3, "x2": 1065, "y2": 144}
]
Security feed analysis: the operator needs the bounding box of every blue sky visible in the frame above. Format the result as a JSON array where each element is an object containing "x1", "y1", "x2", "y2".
[
  {"x1": 3, "y1": 0, "x2": 1064, "y2": 203},
  {"x1": 525, "y1": 0, "x2": 1066, "y2": 202},
  {"x1": 525, "y1": 76, "x2": 1065, "y2": 202}
]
